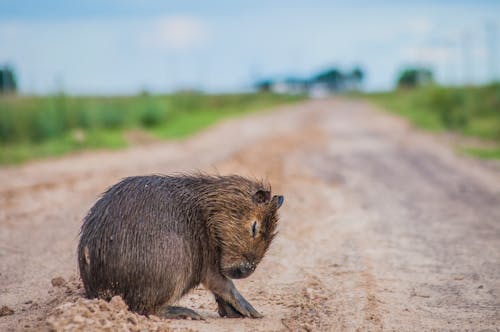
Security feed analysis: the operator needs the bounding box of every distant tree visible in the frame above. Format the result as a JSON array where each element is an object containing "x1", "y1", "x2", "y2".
[
  {"x1": 348, "y1": 67, "x2": 365, "y2": 90},
  {"x1": 254, "y1": 79, "x2": 273, "y2": 92},
  {"x1": 0, "y1": 65, "x2": 18, "y2": 94},
  {"x1": 397, "y1": 67, "x2": 433, "y2": 88},
  {"x1": 352, "y1": 67, "x2": 364, "y2": 81},
  {"x1": 313, "y1": 68, "x2": 344, "y2": 90}
]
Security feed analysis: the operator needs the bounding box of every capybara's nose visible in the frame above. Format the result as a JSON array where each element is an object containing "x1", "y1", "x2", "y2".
[{"x1": 229, "y1": 262, "x2": 256, "y2": 279}]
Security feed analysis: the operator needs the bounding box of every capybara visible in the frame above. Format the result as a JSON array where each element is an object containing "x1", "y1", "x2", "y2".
[{"x1": 78, "y1": 174, "x2": 284, "y2": 319}]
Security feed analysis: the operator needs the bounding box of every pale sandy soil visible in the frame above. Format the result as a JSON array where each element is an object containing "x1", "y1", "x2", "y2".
[{"x1": 1, "y1": 98, "x2": 499, "y2": 331}]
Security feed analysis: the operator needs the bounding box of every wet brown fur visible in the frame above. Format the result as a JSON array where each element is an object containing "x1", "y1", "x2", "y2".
[{"x1": 77, "y1": 174, "x2": 282, "y2": 318}]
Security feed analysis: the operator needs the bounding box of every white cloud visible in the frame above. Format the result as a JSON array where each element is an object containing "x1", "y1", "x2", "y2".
[
  {"x1": 0, "y1": 22, "x2": 21, "y2": 39},
  {"x1": 401, "y1": 45, "x2": 454, "y2": 64},
  {"x1": 472, "y1": 45, "x2": 487, "y2": 59},
  {"x1": 141, "y1": 16, "x2": 210, "y2": 51},
  {"x1": 0, "y1": 22, "x2": 23, "y2": 60},
  {"x1": 406, "y1": 18, "x2": 433, "y2": 37}
]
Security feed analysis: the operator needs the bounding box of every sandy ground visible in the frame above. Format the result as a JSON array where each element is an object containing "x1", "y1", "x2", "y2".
[{"x1": 1, "y1": 98, "x2": 499, "y2": 331}]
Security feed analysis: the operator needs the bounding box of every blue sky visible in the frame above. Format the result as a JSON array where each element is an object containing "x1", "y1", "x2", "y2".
[{"x1": 0, "y1": 0, "x2": 499, "y2": 94}]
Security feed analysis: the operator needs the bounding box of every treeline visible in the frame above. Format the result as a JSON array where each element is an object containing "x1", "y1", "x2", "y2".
[{"x1": 255, "y1": 66, "x2": 365, "y2": 94}]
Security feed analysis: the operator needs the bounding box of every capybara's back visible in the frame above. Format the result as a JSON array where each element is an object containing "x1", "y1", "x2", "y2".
[
  {"x1": 78, "y1": 174, "x2": 284, "y2": 318},
  {"x1": 78, "y1": 175, "x2": 209, "y2": 314}
]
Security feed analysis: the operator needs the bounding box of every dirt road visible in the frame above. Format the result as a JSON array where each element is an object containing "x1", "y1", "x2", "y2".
[{"x1": 1, "y1": 98, "x2": 499, "y2": 331}]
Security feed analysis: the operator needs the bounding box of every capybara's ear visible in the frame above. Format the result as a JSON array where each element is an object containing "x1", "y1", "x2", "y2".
[
  {"x1": 272, "y1": 195, "x2": 284, "y2": 209},
  {"x1": 252, "y1": 190, "x2": 271, "y2": 204}
]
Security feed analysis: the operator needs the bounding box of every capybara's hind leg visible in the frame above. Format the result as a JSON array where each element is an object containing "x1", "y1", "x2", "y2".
[
  {"x1": 161, "y1": 306, "x2": 205, "y2": 320},
  {"x1": 215, "y1": 295, "x2": 244, "y2": 318}
]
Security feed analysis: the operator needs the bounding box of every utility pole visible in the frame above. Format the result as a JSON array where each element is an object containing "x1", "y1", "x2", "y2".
[
  {"x1": 486, "y1": 22, "x2": 498, "y2": 83},
  {"x1": 461, "y1": 30, "x2": 473, "y2": 86},
  {"x1": 444, "y1": 40, "x2": 455, "y2": 86}
]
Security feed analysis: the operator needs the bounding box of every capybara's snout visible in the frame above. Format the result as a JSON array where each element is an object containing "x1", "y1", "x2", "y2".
[{"x1": 225, "y1": 261, "x2": 257, "y2": 279}]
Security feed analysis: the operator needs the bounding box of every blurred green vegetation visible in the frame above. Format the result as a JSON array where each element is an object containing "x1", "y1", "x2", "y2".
[
  {"x1": 461, "y1": 147, "x2": 500, "y2": 159},
  {"x1": 0, "y1": 92, "x2": 304, "y2": 165},
  {"x1": 366, "y1": 84, "x2": 500, "y2": 159}
]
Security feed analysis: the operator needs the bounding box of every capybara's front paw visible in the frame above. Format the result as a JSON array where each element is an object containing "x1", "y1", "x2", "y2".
[
  {"x1": 225, "y1": 289, "x2": 263, "y2": 319},
  {"x1": 207, "y1": 273, "x2": 263, "y2": 319},
  {"x1": 216, "y1": 295, "x2": 244, "y2": 318}
]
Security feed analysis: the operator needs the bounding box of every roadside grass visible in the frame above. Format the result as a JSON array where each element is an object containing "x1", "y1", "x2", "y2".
[
  {"x1": 0, "y1": 130, "x2": 127, "y2": 165},
  {"x1": 366, "y1": 92, "x2": 446, "y2": 132},
  {"x1": 0, "y1": 93, "x2": 304, "y2": 165},
  {"x1": 460, "y1": 147, "x2": 500, "y2": 160},
  {"x1": 366, "y1": 84, "x2": 500, "y2": 159},
  {"x1": 151, "y1": 95, "x2": 284, "y2": 139}
]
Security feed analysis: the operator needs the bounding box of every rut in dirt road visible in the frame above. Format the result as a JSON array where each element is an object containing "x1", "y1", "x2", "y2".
[{"x1": 1, "y1": 98, "x2": 499, "y2": 331}]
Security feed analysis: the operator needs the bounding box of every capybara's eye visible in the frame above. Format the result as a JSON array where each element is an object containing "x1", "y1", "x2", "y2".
[{"x1": 251, "y1": 221, "x2": 258, "y2": 238}]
